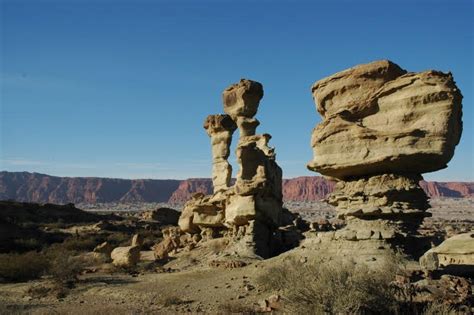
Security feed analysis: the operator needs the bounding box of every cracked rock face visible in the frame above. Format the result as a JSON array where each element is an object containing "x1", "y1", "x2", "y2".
[{"x1": 308, "y1": 60, "x2": 463, "y2": 244}]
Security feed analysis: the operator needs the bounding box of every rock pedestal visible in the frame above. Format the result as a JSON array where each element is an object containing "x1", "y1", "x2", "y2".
[
  {"x1": 204, "y1": 114, "x2": 237, "y2": 193},
  {"x1": 178, "y1": 79, "x2": 283, "y2": 258},
  {"x1": 308, "y1": 60, "x2": 463, "y2": 255}
]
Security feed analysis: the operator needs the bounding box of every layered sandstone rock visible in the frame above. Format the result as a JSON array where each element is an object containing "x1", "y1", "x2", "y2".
[
  {"x1": 308, "y1": 60, "x2": 463, "y2": 248},
  {"x1": 420, "y1": 233, "x2": 474, "y2": 274},
  {"x1": 308, "y1": 60, "x2": 462, "y2": 179},
  {"x1": 204, "y1": 114, "x2": 237, "y2": 192},
  {"x1": 177, "y1": 79, "x2": 284, "y2": 258}
]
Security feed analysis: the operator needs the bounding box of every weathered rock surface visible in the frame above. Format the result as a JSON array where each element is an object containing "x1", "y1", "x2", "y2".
[
  {"x1": 153, "y1": 227, "x2": 182, "y2": 260},
  {"x1": 177, "y1": 79, "x2": 284, "y2": 258},
  {"x1": 222, "y1": 79, "x2": 263, "y2": 120},
  {"x1": 420, "y1": 232, "x2": 474, "y2": 273},
  {"x1": 204, "y1": 114, "x2": 237, "y2": 192},
  {"x1": 308, "y1": 60, "x2": 463, "y2": 253},
  {"x1": 328, "y1": 174, "x2": 430, "y2": 219},
  {"x1": 111, "y1": 246, "x2": 141, "y2": 267},
  {"x1": 308, "y1": 60, "x2": 463, "y2": 179},
  {"x1": 140, "y1": 207, "x2": 180, "y2": 225},
  {"x1": 110, "y1": 234, "x2": 143, "y2": 267}
]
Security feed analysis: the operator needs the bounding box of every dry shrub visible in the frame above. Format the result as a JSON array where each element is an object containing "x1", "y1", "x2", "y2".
[
  {"x1": 61, "y1": 236, "x2": 100, "y2": 252},
  {"x1": 422, "y1": 302, "x2": 457, "y2": 315},
  {"x1": 106, "y1": 232, "x2": 131, "y2": 247},
  {"x1": 257, "y1": 256, "x2": 402, "y2": 314},
  {"x1": 0, "y1": 251, "x2": 49, "y2": 282},
  {"x1": 45, "y1": 246, "x2": 90, "y2": 285}
]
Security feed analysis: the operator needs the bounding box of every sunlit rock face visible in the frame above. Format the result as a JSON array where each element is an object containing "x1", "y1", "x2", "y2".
[
  {"x1": 308, "y1": 60, "x2": 463, "y2": 246},
  {"x1": 178, "y1": 79, "x2": 283, "y2": 258},
  {"x1": 308, "y1": 60, "x2": 463, "y2": 179}
]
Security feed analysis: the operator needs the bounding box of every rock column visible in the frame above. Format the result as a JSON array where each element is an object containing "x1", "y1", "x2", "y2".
[
  {"x1": 203, "y1": 114, "x2": 236, "y2": 193},
  {"x1": 178, "y1": 79, "x2": 284, "y2": 258},
  {"x1": 308, "y1": 60, "x2": 463, "y2": 254}
]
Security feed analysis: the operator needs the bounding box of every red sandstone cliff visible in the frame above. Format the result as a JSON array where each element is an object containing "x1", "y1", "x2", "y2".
[
  {"x1": 0, "y1": 172, "x2": 180, "y2": 203},
  {"x1": 167, "y1": 178, "x2": 214, "y2": 204},
  {"x1": 0, "y1": 171, "x2": 472, "y2": 204},
  {"x1": 282, "y1": 176, "x2": 336, "y2": 201}
]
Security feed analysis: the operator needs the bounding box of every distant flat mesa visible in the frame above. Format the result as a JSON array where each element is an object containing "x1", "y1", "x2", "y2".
[{"x1": 0, "y1": 171, "x2": 472, "y2": 204}]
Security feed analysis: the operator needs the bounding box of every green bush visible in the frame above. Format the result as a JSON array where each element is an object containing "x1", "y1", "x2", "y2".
[{"x1": 0, "y1": 251, "x2": 49, "y2": 282}]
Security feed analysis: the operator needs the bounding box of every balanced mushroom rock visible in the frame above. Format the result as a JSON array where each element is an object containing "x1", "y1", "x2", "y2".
[
  {"x1": 178, "y1": 79, "x2": 283, "y2": 258},
  {"x1": 308, "y1": 60, "x2": 463, "y2": 253}
]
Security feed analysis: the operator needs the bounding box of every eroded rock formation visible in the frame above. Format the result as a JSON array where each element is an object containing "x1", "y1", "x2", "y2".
[
  {"x1": 178, "y1": 79, "x2": 284, "y2": 258},
  {"x1": 308, "y1": 60, "x2": 463, "y2": 251}
]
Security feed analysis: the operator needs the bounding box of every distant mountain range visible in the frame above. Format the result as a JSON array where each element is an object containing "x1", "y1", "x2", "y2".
[{"x1": 0, "y1": 171, "x2": 472, "y2": 204}]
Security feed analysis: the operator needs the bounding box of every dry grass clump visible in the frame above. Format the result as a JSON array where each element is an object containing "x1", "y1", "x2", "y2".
[
  {"x1": 0, "y1": 245, "x2": 92, "y2": 285},
  {"x1": 422, "y1": 302, "x2": 459, "y2": 315},
  {"x1": 0, "y1": 251, "x2": 49, "y2": 282},
  {"x1": 60, "y1": 236, "x2": 100, "y2": 252},
  {"x1": 45, "y1": 246, "x2": 90, "y2": 286},
  {"x1": 257, "y1": 256, "x2": 402, "y2": 314}
]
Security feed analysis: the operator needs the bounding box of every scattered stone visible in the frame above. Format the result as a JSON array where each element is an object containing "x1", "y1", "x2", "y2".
[
  {"x1": 153, "y1": 227, "x2": 181, "y2": 260},
  {"x1": 209, "y1": 260, "x2": 247, "y2": 269}
]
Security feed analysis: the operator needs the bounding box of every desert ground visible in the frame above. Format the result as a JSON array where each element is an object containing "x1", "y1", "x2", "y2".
[{"x1": 0, "y1": 198, "x2": 472, "y2": 314}]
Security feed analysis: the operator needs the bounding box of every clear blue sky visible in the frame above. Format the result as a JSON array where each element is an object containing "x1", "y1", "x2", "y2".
[{"x1": 1, "y1": 0, "x2": 473, "y2": 181}]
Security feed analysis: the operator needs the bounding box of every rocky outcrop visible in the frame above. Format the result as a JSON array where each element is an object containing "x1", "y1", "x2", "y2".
[
  {"x1": 420, "y1": 233, "x2": 474, "y2": 274},
  {"x1": 110, "y1": 245, "x2": 140, "y2": 267},
  {"x1": 308, "y1": 60, "x2": 463, "y2": 252},
  {"x1": 140, "y1": 207, "x2": 180, "y2": 225},
  {"x1": 308, "y1": 60, "x2": 463, "y2": 179},
  {"x1": 1, "y1": 172, "x2": 472, "y2": 204},
  {"x1": 110, "y1": 234, "x2": 143, "y2": 267},
  {"x1": 204, "y1": 115, "x2": 237, "y2": 192},
  {"x1": 177, "y1": 79, "x2": 284, "y2": 258}
]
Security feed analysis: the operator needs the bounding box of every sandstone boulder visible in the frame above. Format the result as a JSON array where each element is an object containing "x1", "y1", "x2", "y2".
[
  {"x1": 153, "y1": 227, "x2": 182, "y2": 260},
  {"x1": 111, "y1": 246, "x2": 140, "y2": 267},
  {"x1": 222, "y1": 79, "x2": 263, "y2": 120},
  {"x1": 308, "y1": 60, "x2": 463, "y2": 179},
  {"x1": 420, "y1": 232, "x2": 474, "y2": 274}
]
